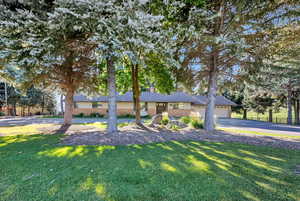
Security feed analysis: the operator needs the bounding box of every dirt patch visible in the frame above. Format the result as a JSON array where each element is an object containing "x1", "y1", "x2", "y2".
[
  {"x1": 61, "y1": 124, "x2": 300, "y2": 150},
  {"x1": 38, "y1": 124, "x2": 101, "y2": 135}
]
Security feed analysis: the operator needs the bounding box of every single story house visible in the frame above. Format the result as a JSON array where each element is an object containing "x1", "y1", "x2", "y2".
[{"x1": 73, "y1": 92, "x2": 236, "y2": 118}]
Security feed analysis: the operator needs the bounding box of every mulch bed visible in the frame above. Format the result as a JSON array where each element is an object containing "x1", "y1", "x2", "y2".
[{"x1": 60, "y1": 125, "x2": 300, "y2": 150}]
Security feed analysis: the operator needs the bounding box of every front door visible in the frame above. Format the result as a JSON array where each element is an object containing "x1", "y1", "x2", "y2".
[{"x1": 156, "y1": 103, "x2": 168, "y2": 114}]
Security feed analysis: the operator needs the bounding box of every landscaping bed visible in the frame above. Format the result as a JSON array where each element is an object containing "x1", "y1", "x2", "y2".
[{"x1": 61, "y1": 124, "x2": 300, "y2": 150}]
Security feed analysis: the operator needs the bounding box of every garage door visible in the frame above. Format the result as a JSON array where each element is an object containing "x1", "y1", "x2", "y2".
[
  {"x1": 215, "y1": 107, "x2": 229, "y2": 118},
  {"x1": 193, "y1": 105, "x2": 230, "y2": 118}
]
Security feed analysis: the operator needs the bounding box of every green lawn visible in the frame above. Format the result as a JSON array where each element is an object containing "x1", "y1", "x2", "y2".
[{"x1": 0, "y1": 134, "x2": 299, "y2": 201}]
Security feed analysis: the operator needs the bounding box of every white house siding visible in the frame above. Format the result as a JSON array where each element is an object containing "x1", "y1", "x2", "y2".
[{"x1": 77, "y1": 102, "x2": 92, "y2": 109}]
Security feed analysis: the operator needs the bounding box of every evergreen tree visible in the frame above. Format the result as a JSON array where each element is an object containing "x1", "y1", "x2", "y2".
[
  {"x1": 170, "y1": 0, "x2": 299, "y2": 130},
  {"x1": 0, "y1": 0, "x2": 110, "y2": 125}
]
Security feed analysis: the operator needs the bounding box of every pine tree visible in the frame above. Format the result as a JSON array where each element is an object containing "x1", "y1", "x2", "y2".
[
  {"x1": 94, "y1": 0, "x2": 176, "y2": 129},
  {"x1": 169, "y1": 0, "x2": 299, "y2": 131},
  {"x1": 116, "y1": 1, "x2": 174, "y2": 125},
  {"x1": 0, "y1": 0, "x2": 114, "y2": 125}
]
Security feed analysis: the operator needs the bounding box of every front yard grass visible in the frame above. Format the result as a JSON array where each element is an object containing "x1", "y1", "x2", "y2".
[
  {"x1": 0, "y1": 124, "x2": 56, "y2": 136},
  {"x1": 0, "y1": 134, "x2": 299, "y2": 201},
  {"x1": 0, "y1": 123, "x2": 129, "y2": 136}
]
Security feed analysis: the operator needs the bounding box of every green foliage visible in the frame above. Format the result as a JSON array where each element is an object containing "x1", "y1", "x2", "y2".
[
  {"x1": 144, "y1": 53, "x2": 176, "y2": 94},
  {"x1": 169, "y1": 124, "x2": 180, "y2": 131},
  {"x1": 118, "y1": 114, "x2": 135, "y2": 119},
  {"x1": 180, "y1": 116, "x2": 203, "y2": 129},
  {"x1": 0, "y1": 84, "x2": 55, "y2": 115},
  {"x1": 190, "y1": 119, "x2": 204, "y2": 129},
  {"x1": 90, "y1": 113, "x2": 104, "y2": 118},
  {"x1": 40, "y1": 115, "x2": 63, "y2": 119},
  {"x1": 161, "y1": 118, "x2": 169, "y2": 125},
  {"x1": 180, "y1": 116, "x2": 191, "y2": 124},
  {"x1": 142, "y1": 115, "x2": 151, "y2": 119},
  {"x1": 0, "y1": 111, "x2": 5, "y2": 116},
  {"x1": 74, "y1": 113, "x2": 85, "y2": 118},
  {"x1": 0, "y1": 0, "x2": 102, "y2": 93}
]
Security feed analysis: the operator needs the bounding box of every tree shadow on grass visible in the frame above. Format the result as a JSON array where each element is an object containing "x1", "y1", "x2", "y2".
[{"x1": 0, "y1": 134, "x2": 300, "y2": 201}]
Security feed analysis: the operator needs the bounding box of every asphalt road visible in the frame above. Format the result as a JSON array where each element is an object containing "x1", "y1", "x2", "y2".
[{"x1": 218, "y1": 118, "x2": 300, "y2": 136}]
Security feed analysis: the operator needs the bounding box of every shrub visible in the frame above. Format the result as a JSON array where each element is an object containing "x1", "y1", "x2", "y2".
[
  {"x1": 118, "y1": 114, "x2": 135, "y2": 118},
  {"x1": 74, "y1": 113, "x2": 85, "y2": 118},
  {"x1": 180, "y1": 116, "x2": 191, "y2": 124},
  {"x1": 43, "y1": 115, "x2": 62, "y2": 118},
  {"x1": 0, "y1": 112, "x2": 5, "y2": 116},
  {"x1": 161, "y1": 118, "x2": 169, "y2": 125},
  {"x1": 190, "y1": 119, "x2": 204, "y2": 129},
  {"x1": 144, "y1": 119, "x2": 152, "y2": 125},
  {"x1": 90, "y1": 113, "x2": 104, "y2": 118},
  {"x1": 142, "y1": 115, "x2": 151, "y2": 119},
  {"x1": 169, "y1": 124, "x2": 180, "y2": 131}
]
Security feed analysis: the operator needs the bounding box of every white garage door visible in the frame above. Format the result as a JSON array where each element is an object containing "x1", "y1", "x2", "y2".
[
  {"x1": 192, "y1": 105, "x2": 230, "y2": 118},
  {"x1": 215, "y1": 107, "x2": 229, "y2": 118}
]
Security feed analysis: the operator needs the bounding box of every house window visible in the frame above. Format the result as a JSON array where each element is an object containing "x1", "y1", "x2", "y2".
[
  {"x1": 141, "y1": 102, "x2": 148, "y2": 111},
  {"x1": 92, "y1": 102, "x2": 101, "y2": 108},
  {"x1": 179, "y1": 103, "x2": 185, "y2": 109},
  {"x1": 172, "y1": 103, "x2": 179, "y2": 109}
]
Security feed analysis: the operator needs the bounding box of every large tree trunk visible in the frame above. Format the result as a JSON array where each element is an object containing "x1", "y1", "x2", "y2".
[
  {"x1": 268, "y1": 108, "x2": 273, "y2": 122},
  {"x1": 293, "y1": 98, "x2": 299, "y2": 125},
  {"x1": 107, "y1": 58, "x2": 118, "y2": 133},
  {"x1": 41, "y1": 95, "x2": 45, "y2": 114},
  {"x1": 131, "y1": 63, "x2": 142, "y2": 125},
  {"x1": 63, "y1": 89, "x2": 74, "y2": 125},
  {"x1": 287, "y1": 85, "x2": 293, "y2": 125},
  {"x1": 295, "y1": 99, "x2": 300, "y2": 124},
  {"x1": 13, "y1": 104, "x2": 16, "y2": 116},
  {"x1": 204, "y1": 69, "x2": 217, "y2": 131},
  {"x1": 204, "y1": 43, "x2": 218, "y2": 132},
  {"x1": 60, "y1": 94, "x2": 64, "y2": 115},
  {"x1": 243, "y1": 109, "x2": 247, "y2": 119},
  {"x1": 204, "y1": 0, "x2": 224, "y2": 131}
]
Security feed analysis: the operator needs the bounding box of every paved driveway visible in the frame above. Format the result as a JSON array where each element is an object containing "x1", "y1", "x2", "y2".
[{"x1": 217, "y1": 118, "x2": 300, "y2": 136}]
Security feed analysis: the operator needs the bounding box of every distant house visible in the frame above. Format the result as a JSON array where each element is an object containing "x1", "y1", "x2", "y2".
[{"x1": 73, "y1": 92, "x2": 236, "y2": 118}]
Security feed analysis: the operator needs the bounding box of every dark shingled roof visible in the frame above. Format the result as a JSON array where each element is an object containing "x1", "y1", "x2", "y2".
[
  {"x1": 74, "y1": 92, "x2": 236, "y2": 106},
  {"x1": 164, "y1": 92, "x2": 205, "y2": 103},
  {"x1": 74, "y1": 94, "x2": 108, "y2": 102},
  {"x1": 118, "y1": 92, "x2": 167, "y2": 102},
  {"x1": 193, "y1": 95, "x2": 237, "y2": 106}
]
